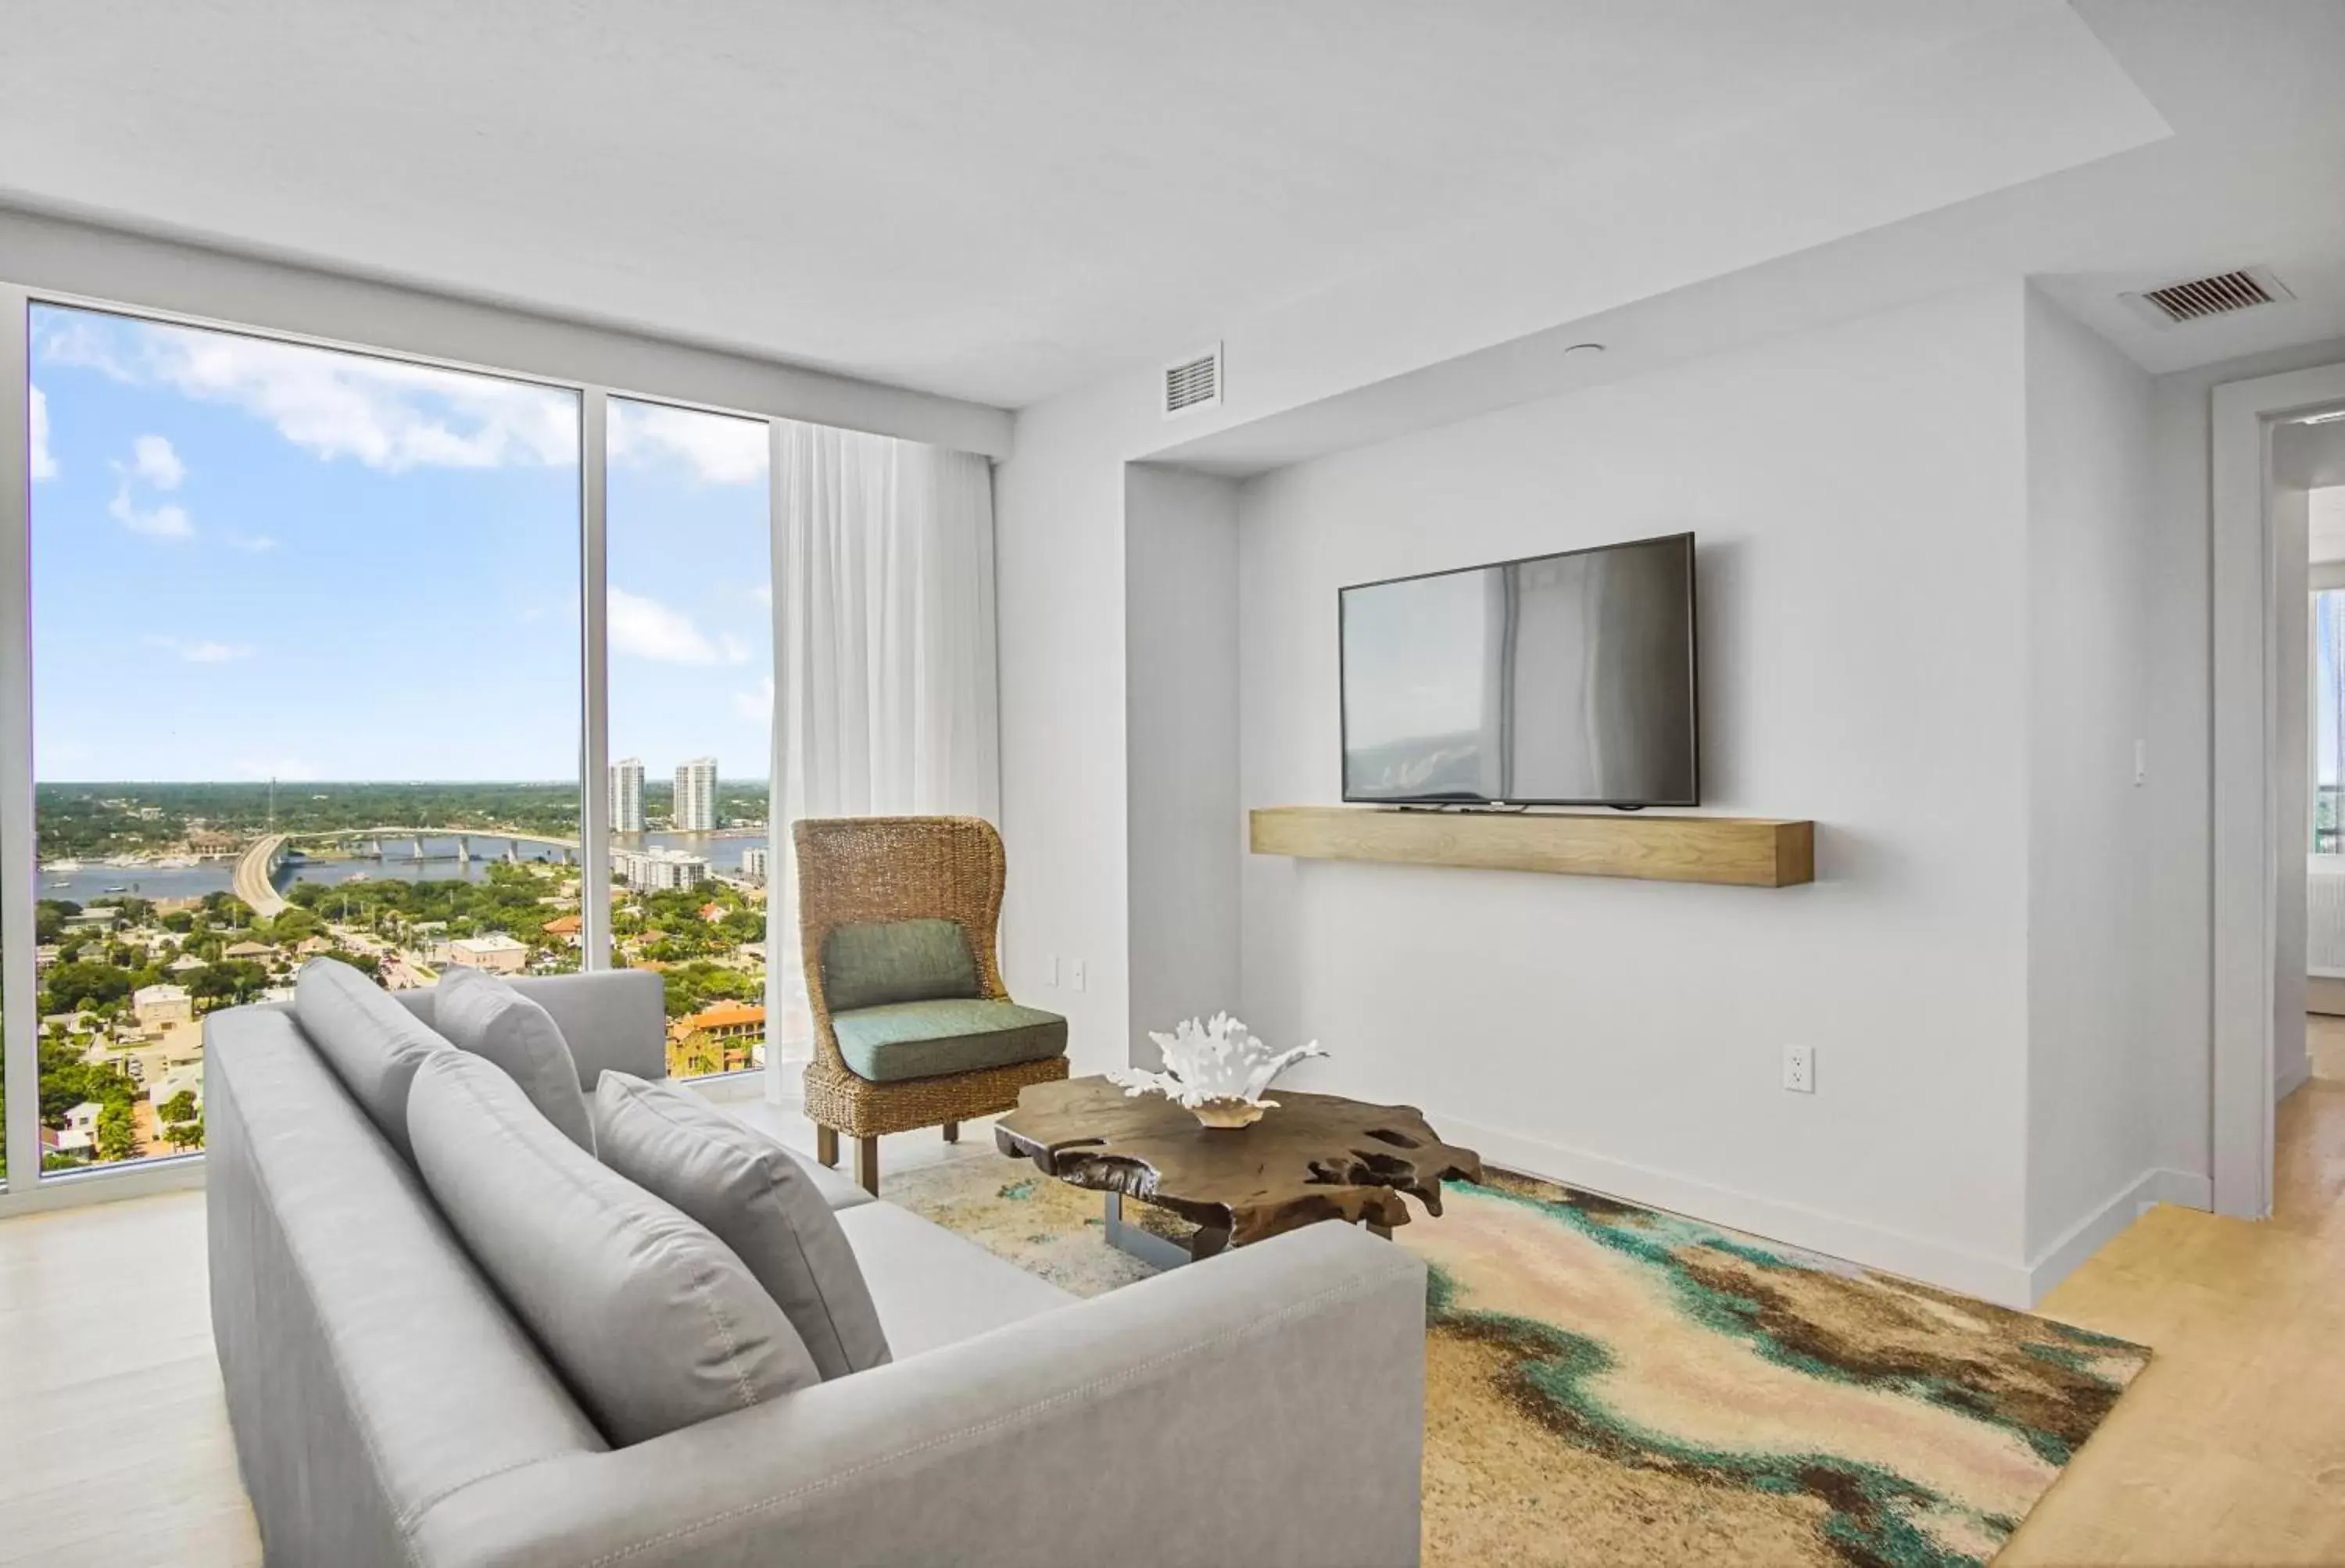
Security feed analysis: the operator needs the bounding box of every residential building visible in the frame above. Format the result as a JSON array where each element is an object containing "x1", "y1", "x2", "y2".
[
  {"x1": 665, "y1": 1001, "x2": 764, "y2": 1079},
  {"x1": 54, "y1": 1101, "x2": 100, "y2": 1156},
  {"x1": 612, "y1": 847, "x2": 710, "y2": 892},
  {"x1": 610, "y1": 757, "x2": 646, "y2": 832},
  {"x1": 132, "y1": 984, "x2": 193, "y2": 1029},
  {"x1": 739, "y1": 844, "x2": 768, "y2": 881},
  {"x1": 672, "y1": 757, "x2": 718, "y2": 832},
  {"x1": 443, "y1": 934, "x2": 528, "y2": 974}
]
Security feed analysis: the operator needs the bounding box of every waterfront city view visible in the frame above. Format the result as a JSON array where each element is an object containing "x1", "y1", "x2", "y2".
[{"x1": 9, "y1": 302, "x2": 775, "y2": 1180}]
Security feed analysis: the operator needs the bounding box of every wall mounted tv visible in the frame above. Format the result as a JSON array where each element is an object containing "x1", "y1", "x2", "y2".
[{"x1": 1339, "y1": 532, "x2": 1698, "y2": 809}]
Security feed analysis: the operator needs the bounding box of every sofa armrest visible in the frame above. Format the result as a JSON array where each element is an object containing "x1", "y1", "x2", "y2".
[{"x1": 408, "y1": 1220, "x2": 1428, "y2": 1568}]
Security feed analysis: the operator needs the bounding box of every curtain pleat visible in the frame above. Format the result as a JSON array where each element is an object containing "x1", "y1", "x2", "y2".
[{"x1": 763, "y1": 421, "x2": 1000, "y2": 1079}]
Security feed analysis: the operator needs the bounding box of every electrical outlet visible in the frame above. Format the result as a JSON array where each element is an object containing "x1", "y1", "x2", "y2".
[
  {"x1": 1783, "y1": 1045, "x2": 1815, "y2": 1094},
  {"x1": 1072, "y1": 959, "x2": 1087, "y2": 993},
  {"x1": 1043, "y1": 954, "x2": 1060, "y2": 988},
  {"x1": 2133, "y1": 739, "x2": 2147, "y2": 787}
]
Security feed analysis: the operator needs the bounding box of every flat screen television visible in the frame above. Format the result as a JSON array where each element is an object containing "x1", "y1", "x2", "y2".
[{"x1": 1339, "y1": 532, "x2": 1698, "y2": 808}]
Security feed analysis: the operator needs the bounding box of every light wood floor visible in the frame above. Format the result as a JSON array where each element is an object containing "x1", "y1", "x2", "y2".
[{"x1": 7, "y1": 1066, "x2": 2345, "y2": 1567}]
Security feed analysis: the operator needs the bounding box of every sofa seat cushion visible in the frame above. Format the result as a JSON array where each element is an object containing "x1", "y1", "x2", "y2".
[
  {"x1": 832, "y1": 1201, "x2": 1074, "y2": 1359},
  {"x1": 820, "y1": 918, "x2": 983, "y2": 1013},
  {"x1": 293, "y1": 956, "x2": 453, "y2": 1162},
  {"x1": 592, "y1": 1073, "x2": 890, "y2": 1381},
  {"x1": 406, "y1": 1051, "x2": 820, "y2": 1444},
  {"x1": 831, "y1": 998, "x2": 1067, "y2": 1083},
  {"x1": 434, "y1": 966, "x2": 594, "y2": 1154},
  {"x1": 799, "y1": 1149, "x2": 879, "y2": 1211}
]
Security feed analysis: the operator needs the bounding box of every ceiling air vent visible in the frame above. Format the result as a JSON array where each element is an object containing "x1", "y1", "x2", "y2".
[
  {"x1": 1162, "y1": 343, "x2": 1223, "y2": 418},
  {"x1": 2123, "y1": 266, "x2": 2293, "y2": 328}
]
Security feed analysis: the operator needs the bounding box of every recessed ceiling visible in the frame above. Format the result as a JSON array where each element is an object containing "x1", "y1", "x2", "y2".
[{"x1": 0, "y1": 0, "x2": 2143, "y2": 410}]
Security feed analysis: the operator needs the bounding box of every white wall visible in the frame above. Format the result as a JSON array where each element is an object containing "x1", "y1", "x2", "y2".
[
  {"x1": 994, "y1": 376, "x2": 1161, "y2": 1076},
  {"x1": 1125, "y1": 466, "x2": 1243, "y2": 1063},
  {"x1": 2019, "y1": 288, "x2": 2159, "y2": 1273},
  {"x1": 1233, "y1": 285, "x2": 2039, "y2": 1298}
]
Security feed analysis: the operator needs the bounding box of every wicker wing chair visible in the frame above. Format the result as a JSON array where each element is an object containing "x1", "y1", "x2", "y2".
[{"x1": 795, "y1": 815, "x2": 1069, "y2": 1193}]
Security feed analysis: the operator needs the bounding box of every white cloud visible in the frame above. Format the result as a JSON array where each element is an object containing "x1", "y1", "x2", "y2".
[
  {"x1": 221, "y1": 531, "x2": 278, "y2": 553},
  {"x1": 130, "y1": 432, "x2": 184, "y2": 489},
  {"x1": 608, "y1": 399, "x2": 768, "y2": 485},
  {"x1": 110, "y1": 488, "x2": 193, "y2": 539},
  {"x1": 40, "y1": 312, "x2": 578, "y2": 473},
  {"x1": 733, "y1": 677, "x2": 775, "y2": 726},
  {"x1": 237, "y1": 757, "x2": 318, "y2": 782},
  {"x1": 107, "y1": 432, "x2": 195, "y2": 539},
  {"x1": 30, "y1": 385, "x2": 57, "y2": 481},
  {"x1": 607, "y1": 586, "x2": 748, "y2": 665},
  {"x1": 147, "y1": 635, "x2": 255, "y2": 664}
]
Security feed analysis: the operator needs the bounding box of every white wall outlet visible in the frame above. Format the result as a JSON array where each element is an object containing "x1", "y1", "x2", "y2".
[
  {"x1": 2133, "y1": 739, "x2": 2147, "y2": 786},
  {"x1": 1042, "y1": 954, "x2": 1060, "y2": 988},
  {"x1": 1783, "y1": 1044, "x2": 1816, "y2": 1094},
  {"x1": 1072, "y1": 959, "x2": 1087, "y2": 993}
]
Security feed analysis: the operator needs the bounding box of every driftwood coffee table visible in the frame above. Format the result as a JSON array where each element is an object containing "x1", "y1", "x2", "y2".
[{"x1": 993, "y1": 1074, "x2": 1484, "y2": 1268}]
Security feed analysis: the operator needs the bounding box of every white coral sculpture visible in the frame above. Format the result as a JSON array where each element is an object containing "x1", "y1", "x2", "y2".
[{"x1": 1106, "y1": 1012, "x2": 1328, "y2": 1128}]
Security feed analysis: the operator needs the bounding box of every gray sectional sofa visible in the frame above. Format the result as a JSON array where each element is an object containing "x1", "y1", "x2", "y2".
[{"x1": 205, "y1": 970, "x2": 1429, "y2": 1566}]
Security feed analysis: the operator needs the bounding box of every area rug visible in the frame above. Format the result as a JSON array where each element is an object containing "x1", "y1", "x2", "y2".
[{"x1": 883, "y1": 1151, "x2": 2149, "y2": 1568}]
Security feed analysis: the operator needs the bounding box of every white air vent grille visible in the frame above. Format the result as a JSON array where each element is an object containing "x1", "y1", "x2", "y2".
[
  {"x1": 2125, "y1": 266, "x2": 2293, "y2": 327},
  {"x1": 1163, "y1": 344, "x2": 1223, "y2": 417}
]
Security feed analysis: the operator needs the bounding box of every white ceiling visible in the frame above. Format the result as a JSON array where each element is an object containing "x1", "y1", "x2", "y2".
[{"x1": 0, "y1": 0, "x2": 2178, "y2": 410}]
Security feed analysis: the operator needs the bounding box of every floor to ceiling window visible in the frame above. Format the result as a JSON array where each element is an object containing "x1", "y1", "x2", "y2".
[
  {"x1": 23, "y1": 303, "x2": 583, "y2": 1170},
  {"x1": 605, "y1": 399, "x2": 773, "y2": 1078}
]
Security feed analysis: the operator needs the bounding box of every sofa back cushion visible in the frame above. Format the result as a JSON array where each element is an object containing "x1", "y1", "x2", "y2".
[
  {"x1": 593, "y1": 1073, "x2": 891, "y2": 1380},
  {"x1": 433, "y1": 966, "x2": 595, "y2": 1154},
  {"x1": 406, "y1": 1051, "x2": 819, "y2": 1444},
  {"x1": 819, "y1": 917, "x2": 981, "y2": 1012},
  {"x1": 293, "y1": 957, "x2": 452, "y2": 1162}
]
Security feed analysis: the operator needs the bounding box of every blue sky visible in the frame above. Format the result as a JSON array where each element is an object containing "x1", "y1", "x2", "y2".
[{"x1": 28, "y1": 303, "x2": 771, "y2": 784}]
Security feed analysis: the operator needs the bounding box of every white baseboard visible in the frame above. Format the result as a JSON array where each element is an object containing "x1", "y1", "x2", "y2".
[
  {"x1": 2278, "y1": 1055, "x2": 2314, "y2": 1102},
  {"x1": 1434, "y1": 1112, "x2": 2038, "y2": 1308},
  {"x1": 2021, "y1": 1167, "x2": 2207, "y2": 1303}
]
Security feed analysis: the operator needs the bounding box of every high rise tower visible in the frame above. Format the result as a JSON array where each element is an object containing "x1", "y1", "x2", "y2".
[
  {"x1": 674, "y1": 757, "x2": 718, "y2": 832},
  {"x1": 610, "y1": 757, "x2": 646, "y2": 832}
]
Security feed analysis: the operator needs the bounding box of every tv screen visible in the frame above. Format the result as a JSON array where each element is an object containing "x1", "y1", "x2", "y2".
[{"x1": 1340, "y1": 533, "x2": 1697, "y2": 807}]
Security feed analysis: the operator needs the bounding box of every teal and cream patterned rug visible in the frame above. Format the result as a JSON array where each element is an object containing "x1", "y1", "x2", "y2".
[{"x1": 885, "y1": 1152, "x2": 2148, "y2": 1567}]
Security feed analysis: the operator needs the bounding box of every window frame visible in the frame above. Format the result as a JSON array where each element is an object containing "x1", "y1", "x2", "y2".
[{"x1": 0, "y1": 281, "x2": 780, "y2": 1211}]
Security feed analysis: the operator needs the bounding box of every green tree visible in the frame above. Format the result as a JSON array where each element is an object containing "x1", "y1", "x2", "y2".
[
  {"x1": 188, "y1": 959, "x2": 269, "y2": 1008},
  {"x1": 163, "y1": 1118, "x2": 204, "y2": 1151},
  {"x1": 39, "y1": 960, "x2": 132, "y2": 1014},
  {"x1": 159, "y1": 1089, "x2": 198, "y2": 1124},
  {"x1": 95, "y1": 1101, "x2": 139, "y2": 1162}
]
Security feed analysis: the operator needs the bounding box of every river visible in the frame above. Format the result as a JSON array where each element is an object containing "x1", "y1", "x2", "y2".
[{"x1": 39, "y1": 829, "x2": 769, "y2": 907}]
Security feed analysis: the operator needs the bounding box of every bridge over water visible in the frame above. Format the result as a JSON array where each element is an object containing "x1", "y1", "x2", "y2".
[{"x1": 231, "y1": 827, "x2": 582, "y2": 918}]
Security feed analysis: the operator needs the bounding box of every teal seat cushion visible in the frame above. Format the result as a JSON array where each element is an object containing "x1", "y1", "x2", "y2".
[
  {"x1": 820, "y1": 918, "x2": 982, "y2": 1013},
  {"x1": 830, "y1": 998, "x2": 1068, "y2": 1084}
]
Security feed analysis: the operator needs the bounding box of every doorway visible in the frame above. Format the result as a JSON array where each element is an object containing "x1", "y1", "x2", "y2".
[{"x1": 2212, "y1": 364, "x2": 2345, "y2": 1218}]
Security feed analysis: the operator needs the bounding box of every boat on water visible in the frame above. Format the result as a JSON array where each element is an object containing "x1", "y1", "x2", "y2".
[{"x1": 102, "y1": 884, "x2": 131, "y2": 894}]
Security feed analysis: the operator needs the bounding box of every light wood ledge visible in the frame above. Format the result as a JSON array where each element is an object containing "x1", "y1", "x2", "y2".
[{"x1": 1248, "y1": 805, "x2": 1814, "y2": 887}]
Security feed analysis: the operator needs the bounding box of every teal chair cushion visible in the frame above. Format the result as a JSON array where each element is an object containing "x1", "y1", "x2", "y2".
[
  {"x1": 830, "y1": 998, "x2": 1068, "y2": 1084},
  {"x1": 819, "y1": 918, "x2": 981, "y2": 1013}
]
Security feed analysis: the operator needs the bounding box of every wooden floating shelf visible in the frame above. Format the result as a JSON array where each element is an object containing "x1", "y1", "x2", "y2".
[{"x1": 1248, "y1": 805, "x2": 1814, "y2": 888}]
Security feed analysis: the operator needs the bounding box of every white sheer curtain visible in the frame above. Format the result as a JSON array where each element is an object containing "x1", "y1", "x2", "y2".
[{"x1": 763, "y1": 419, "x2": 1001, "y2": 1089}]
